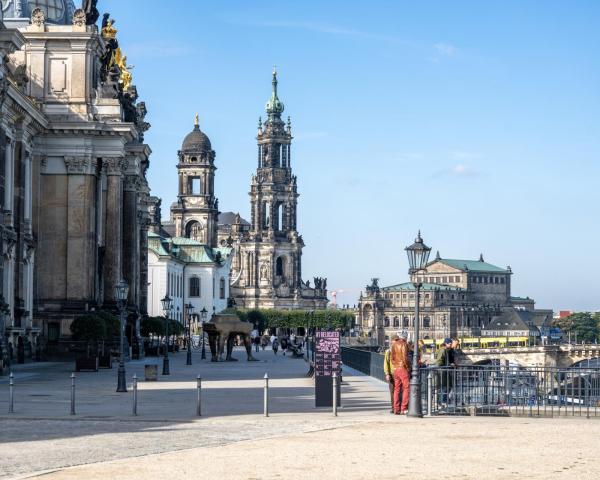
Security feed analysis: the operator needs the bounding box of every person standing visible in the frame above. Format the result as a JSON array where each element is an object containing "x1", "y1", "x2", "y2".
[
  {"x1": 384, "y1": 334, "x2": 400, "y2": 413},
  {"x1": 272, "y1": 337, "x2": 279, "y2": 355},
  {"x1": 281, "y1": 336, "x2": 288, "y2": 356},
  {"x1": 391, "y1": 336, "x2": 411, "y2": 414}
]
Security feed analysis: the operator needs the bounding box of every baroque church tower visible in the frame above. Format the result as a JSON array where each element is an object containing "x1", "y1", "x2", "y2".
[
  {"x1": 170, "y1": 116, "x2": 219, "y2": 247},
  {"x1": 230, "y1": 70, "x2": 327, "y2": 309}
]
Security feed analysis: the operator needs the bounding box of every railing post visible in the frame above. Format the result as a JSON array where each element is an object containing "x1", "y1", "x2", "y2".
[
  {"x1": 333, "y1": 372, "x2": 338, "y2": 416},
  {"x1": 263, "y1": 373, "x2": 269, "y2": 417},
  {"x1": 196, "y1": 376, "x2": 202, "y2": 417},
  {"x1": 427, "y1": 370, "x2": 433, "y2": 416},
  {"x1": 70, "y1": 373, "x2": 76, "y2": 415},
  {"x1": 132, "y1": 374, "x2": 138, "y2": 416},
  {"x1": 8, "y1": 372, "x2": 14, "y2": 414}
]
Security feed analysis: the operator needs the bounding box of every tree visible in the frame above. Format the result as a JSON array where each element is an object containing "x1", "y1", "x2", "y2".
[
  {"x1": 554, "y1": 312, "x2": 600, "y2": 343},
  {"x1": 95, "y1": 310, "x2": 120, "y2": 337},
  {"x1": 70, "y1": 315, "x2": 107, "y2": 354}
]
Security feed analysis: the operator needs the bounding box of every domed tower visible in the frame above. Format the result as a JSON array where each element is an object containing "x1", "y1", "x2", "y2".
[
  {"x1": 1, "y1": 0, "x2": 76, "y2": 26},
  {"x1": 170, "y1": 115, "x2": 219, "y2": 247}
]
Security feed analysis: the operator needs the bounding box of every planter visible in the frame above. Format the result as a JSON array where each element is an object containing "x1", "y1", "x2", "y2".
[{"x1": 75, "y1": 356, "x2": 99, "y2": 372}]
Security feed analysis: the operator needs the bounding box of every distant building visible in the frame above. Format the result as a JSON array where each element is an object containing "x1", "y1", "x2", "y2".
[
  {"x1": 357, "y1": 246, "x2": 553, "y2": 344},
  {"x1": 224, "y1": 71, "x2": 327, "y2": 310},
  {"x1": 148, "y1": 118, "x2": 232, "y2": 325}
]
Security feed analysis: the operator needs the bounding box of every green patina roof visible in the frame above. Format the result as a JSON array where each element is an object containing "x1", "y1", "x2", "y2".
[
  {"x1": 511, "y1": 296, "x2": 533, "y2": 302},
  {"x1": 147, "y1": 233, "x2": 230, "y2": 265},
  {"x1": 383, "y1": 282, "x2": 465, "y2": 292},
  {"x1": 434, "y1": 258, "x2": 510, "y2": 273}
]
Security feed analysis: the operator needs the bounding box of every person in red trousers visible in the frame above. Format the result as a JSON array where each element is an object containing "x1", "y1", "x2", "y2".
[{"x1": 391, "y1": 337, "x2": 411, "y2": 415}]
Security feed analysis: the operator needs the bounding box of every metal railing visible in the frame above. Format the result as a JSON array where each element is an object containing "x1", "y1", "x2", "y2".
[
  {"x1": 427, "y1": 365, "x2": 600, "y2": 417},
  {"x1": 342, "y1": 347, "x2": 600, "y2": 417}
]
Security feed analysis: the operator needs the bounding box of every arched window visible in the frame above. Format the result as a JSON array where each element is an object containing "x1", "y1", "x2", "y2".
[
  {"x1": 189, "y1": 277, "x2": 200, "y2": 297},
  {"x1": 403, "y1": 316, "x2": 409, "y2": 328},
  {"x1": 276, "y1": 256, "x2": 285, "y2": 277},
  {"x1": 219, "y1": 277, "x2": 226, "y2": 299},
  {"x1": 185, "y1": 221, "x2": 203, "y2": 241},
  {"x1": 393, "y1": 317, "x2": 399, "y2": 328},
  {"x1": 424, "y1": 316, "x2": 431, "y2": 328}
]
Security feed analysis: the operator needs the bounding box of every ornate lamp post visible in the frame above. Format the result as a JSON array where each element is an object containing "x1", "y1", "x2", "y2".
[
  {"x1": 115, "y1": 279, "x2": 129, "y2": 393},
  {"x1": 405, "y1": 231, "x2": 431, "y2": 418},
  {"x1": 161, "y1": 295, "x2": 172, "y2": 375},
  {"x1": 200, "y1": 307, "x2": 208, "y2": 360},
  {"x1": 185, "y1": 303, "x2": 194, "y2": 365}
]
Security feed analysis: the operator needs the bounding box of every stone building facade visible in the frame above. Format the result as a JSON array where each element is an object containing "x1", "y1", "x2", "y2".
[
  {"x1": 0, "y1": 3, "x2": 152, "y2": 368},
  {"x1": 357, "y1": 247, "x2": 552, "y2": 344},
  {"x1": 224, "y1": 71, "x2": 327, "y2": 310},
  {"x1": 148, "y1": 119, "x2": 232, "y2": 324}
]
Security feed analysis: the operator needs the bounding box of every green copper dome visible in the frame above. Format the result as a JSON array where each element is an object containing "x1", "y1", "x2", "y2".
[{"x1": 265, "y1": 69, "x2": 284, "y2": 116}]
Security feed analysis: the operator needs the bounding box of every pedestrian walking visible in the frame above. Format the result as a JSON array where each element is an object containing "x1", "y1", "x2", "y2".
[
  {"x1": 391, "y1": 336, "x2": 411, "y2": 415},
  {"x1": 253, "y1": 335, "x2": 260, "y2": 353},
  {"x1": 281, "y1": 336, "x2": 288, "y2": 356},
  {"x1": 384, "y1": 334, "x2": 400, "y2": 413},
  {"x1": 272, "y1": 337, "x2": 279, "y2": 355},
  {"x1": 260, "y1": 335, "x2": 268, "y2": 351}
]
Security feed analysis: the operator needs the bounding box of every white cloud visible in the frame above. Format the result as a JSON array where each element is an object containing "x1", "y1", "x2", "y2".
[
  {"x1": 433, "y1": 164, "x2": 480, "y2": 178},
  {"x1": 434, "y1": 43, "x2": 458, "y2": 56}
]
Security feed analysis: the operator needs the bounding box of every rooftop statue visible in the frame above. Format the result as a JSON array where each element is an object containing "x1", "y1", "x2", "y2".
[{"x1": 82, "y1": 0, "x2": 99, "y2": 25}]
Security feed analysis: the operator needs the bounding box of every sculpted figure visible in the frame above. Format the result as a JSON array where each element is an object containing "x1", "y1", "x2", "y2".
[
  {"x1": 82, "y1": 0, "x2": 100, "y2": 25},
  {"x1": 203, "y1": 314, "x2": 258, "y2": 362}
]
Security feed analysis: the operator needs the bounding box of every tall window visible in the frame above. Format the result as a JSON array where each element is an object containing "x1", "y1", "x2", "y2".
[
  {"x1": 219, "y1": 277, "x2": 226, "y2": 299},
  {"x1": 424, "y1": 316, "x2": 431, "y2": 328},
  {"x1": 189, "y1": 277, "x2": 200, "y2": 297}
]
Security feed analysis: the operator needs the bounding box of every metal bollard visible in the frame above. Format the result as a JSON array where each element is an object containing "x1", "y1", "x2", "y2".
[
  {"x1": 427, "y1": 370, "x2": 433, "y2": 416},
  {"x1": 333, "y1": 372, "x2": 338, "y2": 416},
  {"x1": 70, "y1": 373, "x2": 76, "y2": 415},
  {"x1": 263, "y1": 373, "x2": 269, "y2": 417},
  {"x1": 132, "y1": 374, "x2": 138, "y2": 416},
  {"x1": 8, "y1": 372, "x2": 14, "y2": 414},
  {"x1": 196, "y1": 376, "x2": 202, "y2": 417}
]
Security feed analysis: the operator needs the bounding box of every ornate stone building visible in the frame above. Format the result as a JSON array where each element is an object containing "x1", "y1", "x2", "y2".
[
  {"x1": 357, "y1": 242, "x2": 552, "y2": 344},
  {"x1": 225, "y1": 71, "x2": 327, "y2": 310},
  {"x1": 0, "y1": 3, "x2": 152, "y2": 369},
  {"x1": 148, "y1": 119, "x2": 232, "y2": 323}
]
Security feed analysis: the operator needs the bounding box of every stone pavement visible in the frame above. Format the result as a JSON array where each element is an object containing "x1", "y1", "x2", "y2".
[{"x1": 1, "y1": 348, "x2": 599, "y2": 480}]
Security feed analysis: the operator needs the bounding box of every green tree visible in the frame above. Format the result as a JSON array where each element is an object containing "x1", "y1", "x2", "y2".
[
  {"x1": 554, "y1": 312, "x2": 600, "y2": 343},
  {"x1": 95, "y1": 310, "x2": 120, "y2": 337},
  {"x1": 70, "y1": 314, "x2": 107, "y2": 352}
]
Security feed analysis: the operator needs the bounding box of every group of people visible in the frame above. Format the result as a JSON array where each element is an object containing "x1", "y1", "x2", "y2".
[
  {"x1": 383, "y1": 334, "x2": 460, "y2": 415},
  {"x1": 250, "y1": 330, "x2": 298, "y2": 356}
]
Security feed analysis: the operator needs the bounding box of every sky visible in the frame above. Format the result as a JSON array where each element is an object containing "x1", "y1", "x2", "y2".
[{"x1": 102, "y1": 0, "x2": 600, "y2": 312}]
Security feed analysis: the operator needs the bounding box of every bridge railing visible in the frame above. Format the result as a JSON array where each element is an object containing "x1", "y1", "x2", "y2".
[{"x1": 341, "y1": 347, "x2": 600, "y2": 417}]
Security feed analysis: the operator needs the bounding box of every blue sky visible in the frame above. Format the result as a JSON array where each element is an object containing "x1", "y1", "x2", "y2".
[{"x1": 104, "y1": 0, "x2": 600, "y2": 311}]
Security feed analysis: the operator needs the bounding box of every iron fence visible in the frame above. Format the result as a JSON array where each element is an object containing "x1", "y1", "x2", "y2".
[{"x1": 341, "y1": 347, "x2": 600, "y2": 417}]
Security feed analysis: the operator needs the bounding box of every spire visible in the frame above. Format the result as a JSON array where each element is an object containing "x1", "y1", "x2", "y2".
[
  {"x1": 435, "y1": 250, "x2": 441, "y2": 261},
  {"x1": 479, "y1": 253, "x2": 484, "y2": 262},
  {"x1": 265, "y1": 67, "x2": 284, "y2": 117},
  {"x1": 194, "y1": 113, "x2": 199, "y2": 130}
]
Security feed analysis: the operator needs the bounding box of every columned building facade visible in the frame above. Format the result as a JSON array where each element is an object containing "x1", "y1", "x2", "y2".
[{"x1": 0, "y1": 4, "x2": 152, "y2": 369}]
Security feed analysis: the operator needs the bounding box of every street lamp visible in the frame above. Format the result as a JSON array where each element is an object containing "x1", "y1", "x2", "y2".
[
  {"x1": 185, "y1": 303, "x2": 194, "y2": 365},
  {"x1": 200, "y1": 307, "x2": 208, "y2": 360},
  {"x1": 161, "y1": 295, "x2": 172, "y2": 375},
  {"x1": 405, "y1": 231, "x2": 431, "y2": 418},
  {"x1": 115, "y1": 279, "x2": 129, "y2": 393}
]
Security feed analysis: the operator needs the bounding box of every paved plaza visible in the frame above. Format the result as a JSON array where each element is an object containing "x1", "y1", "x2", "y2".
[{"x1": 1, "y1": 349, "x2": 599, "y2": 480}]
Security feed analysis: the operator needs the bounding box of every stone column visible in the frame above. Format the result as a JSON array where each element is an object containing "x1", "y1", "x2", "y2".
[
  {"x1": 64, "y1": 156, "x2": 97, "y2": 302},
  {"x1": 103, "y1": 157, "x2": 124, "y2": 305},
  {"x1": 122, "y1": 175, "x2": 139, "y2": 307}
]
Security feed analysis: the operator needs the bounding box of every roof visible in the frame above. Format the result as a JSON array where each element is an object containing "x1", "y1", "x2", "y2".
[
  {"x1": 147, "y1": 233, "x2": 231, "y2": 265},
  {"x1": 484, "y1": 308, "x2": 540, "y2": 333},
  {"x1": 382, "y1": 282, "x2": 465, "y2": 292},
  {"x1": 218, "y1": 211, "x2": 250, "y2": 226},
  {"x1": 181, "y1": 124, "x2": 211, "y2": 152},
  {"x1": 433, "y1": 258, "x2": 510, "y2": 273},
  {"x1": 511, "y1": 296, "x2": 534, "y2": 303}
]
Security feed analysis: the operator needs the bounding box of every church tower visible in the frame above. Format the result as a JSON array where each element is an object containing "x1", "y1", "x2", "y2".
[
  {"x1": 170, "y1": 116, "x2": 219, "y2": 247},
  {"x1": 230, "y1": 70, "x2": 327, "y2": 309}
]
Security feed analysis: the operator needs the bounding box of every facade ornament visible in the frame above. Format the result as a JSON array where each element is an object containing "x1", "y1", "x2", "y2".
[
  {"x1": 82, "y1": 0, "x2": 100, "y2": 26},
  {"x1": 103, "y1": 157, "x2": 124, "y2": 175},
  {"x1": 124, "y1": 175, "x2": 141, "y2": 191},
  {"x1": 64, "y1": 156, "x2": 91, "y2": 174},
  {"x1": 31, "y1": 8, "x2": 45, "y2": 27},
  {"x1": 72, "y1": 8, "x2": 86, "y2": 28}
]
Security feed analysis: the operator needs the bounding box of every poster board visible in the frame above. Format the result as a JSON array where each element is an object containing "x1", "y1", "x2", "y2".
[{"x1": 314, "y1": 330, "x2": 341, "y2": 407}]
